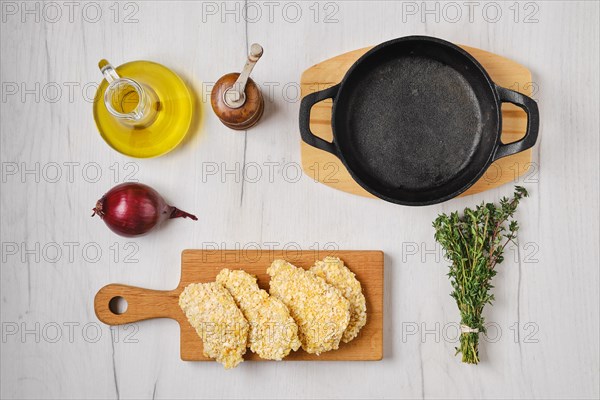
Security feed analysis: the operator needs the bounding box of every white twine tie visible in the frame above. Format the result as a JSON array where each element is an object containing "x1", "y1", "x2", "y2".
[{"x1": 460, "y1": 324, "x2": 479, "y2": 333}]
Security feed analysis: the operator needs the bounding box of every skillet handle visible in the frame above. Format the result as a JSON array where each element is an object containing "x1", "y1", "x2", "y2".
[
  {"x1": 299, "y1": 84, "x2": 340, "y2": 156},
  {"x1": 493, "y1": 85, "x2": 540, "y2": 161}
]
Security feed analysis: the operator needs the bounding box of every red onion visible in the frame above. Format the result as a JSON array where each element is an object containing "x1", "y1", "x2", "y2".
[{"x1": 92, "y1": 183, "x2": 197, "y2": 237}]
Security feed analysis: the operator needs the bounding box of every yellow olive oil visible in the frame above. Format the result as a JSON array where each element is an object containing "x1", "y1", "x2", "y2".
[
  {"x1": 110, "y1": 83, "x2": 140, "y2": 114},
  {"x1": 94, "y1": 60, "x2": 193, "y2": 158}
]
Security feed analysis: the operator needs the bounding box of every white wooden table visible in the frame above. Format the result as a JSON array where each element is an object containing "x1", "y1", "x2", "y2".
[{"x1": 1, "y1": 1, "x2": 598, "y2": 399}]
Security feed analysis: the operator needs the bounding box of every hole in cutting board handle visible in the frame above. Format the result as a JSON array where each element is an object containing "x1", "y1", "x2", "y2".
[{"x1": 109, "y1": 296, "x2": 128, "y2": 315}]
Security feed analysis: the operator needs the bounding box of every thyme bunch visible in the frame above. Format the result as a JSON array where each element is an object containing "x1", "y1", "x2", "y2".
[{"x1": 433, "y1": 186, "x2": 528, "y2": 364}]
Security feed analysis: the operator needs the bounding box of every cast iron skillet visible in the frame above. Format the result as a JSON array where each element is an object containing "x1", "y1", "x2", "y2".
[{"x1": 299, "y1": 36, "x2": 539, "y2": 206}]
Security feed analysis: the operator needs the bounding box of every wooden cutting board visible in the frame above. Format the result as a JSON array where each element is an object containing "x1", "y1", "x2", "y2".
[
  {"x1": 95, "y1": 250, "x2": 384, "y2": 361},
  {"x1": 300, "y1": 45, "x2": 534, "y2": 198}
]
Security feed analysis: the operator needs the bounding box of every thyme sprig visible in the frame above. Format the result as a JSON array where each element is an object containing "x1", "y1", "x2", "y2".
[{"x1": 433, "y1": 186, "x2": 528, "y2": 364}]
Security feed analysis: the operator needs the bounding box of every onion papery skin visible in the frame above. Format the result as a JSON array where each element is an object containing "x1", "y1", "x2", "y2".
[{"x1": 92, "y1": 183, "x2": 197, "y2": 237}]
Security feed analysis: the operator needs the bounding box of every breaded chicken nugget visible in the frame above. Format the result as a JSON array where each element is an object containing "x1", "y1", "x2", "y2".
[
  {"x1": 179, "y1": 282, "x2": 249, "y2": 369},
  {"x1": 216, "y1": 268, "x2": 301, "y2": 360},
  {"x1": 311, "y1": 257, "x2": 367, "y2": 343},
  {"x1": 267, "y1": 259, "x2": 350, "y2": 355}
]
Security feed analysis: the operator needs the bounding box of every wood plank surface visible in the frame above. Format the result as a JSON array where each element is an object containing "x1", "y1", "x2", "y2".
[
  {"x1": 95, "y1": 250, "x2": 384, "y2": 361},
  {"x1": 2, "y1": 2, "x2": 598, "y2": 399}
]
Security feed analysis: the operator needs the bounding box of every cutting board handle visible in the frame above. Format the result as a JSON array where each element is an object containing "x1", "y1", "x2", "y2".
[{"x1": 94, "y1": 284, "x2": 180, "y2": 325}]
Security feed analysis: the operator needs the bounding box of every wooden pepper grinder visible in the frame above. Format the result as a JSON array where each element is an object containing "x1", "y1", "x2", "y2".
[{"x1": 211, "y1": 43, "x2": 264, "y2": 130}]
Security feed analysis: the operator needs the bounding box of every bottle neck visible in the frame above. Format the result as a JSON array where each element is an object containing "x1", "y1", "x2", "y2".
[{"x1": 99, "y1": 60, "x2": 158, "y2": 128}]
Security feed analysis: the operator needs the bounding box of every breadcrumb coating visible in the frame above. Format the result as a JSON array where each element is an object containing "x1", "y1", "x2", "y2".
[
  {"x1": 216, "y1": 268, "x2": 301, "y2": 360},
  {"x1": 267, "y1": 259, "x2": 350, "y2": 355},
  {"x1": 311, "y1": 257, "x2": 367, "y2": 343},
  {"x1": 179, "y1": 282, "x2": 249, "y2": 369}
]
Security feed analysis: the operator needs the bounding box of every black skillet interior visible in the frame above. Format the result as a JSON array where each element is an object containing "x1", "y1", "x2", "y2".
[{"x1": 333, "y1": 38, "x2": 500, "y2": 204}]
